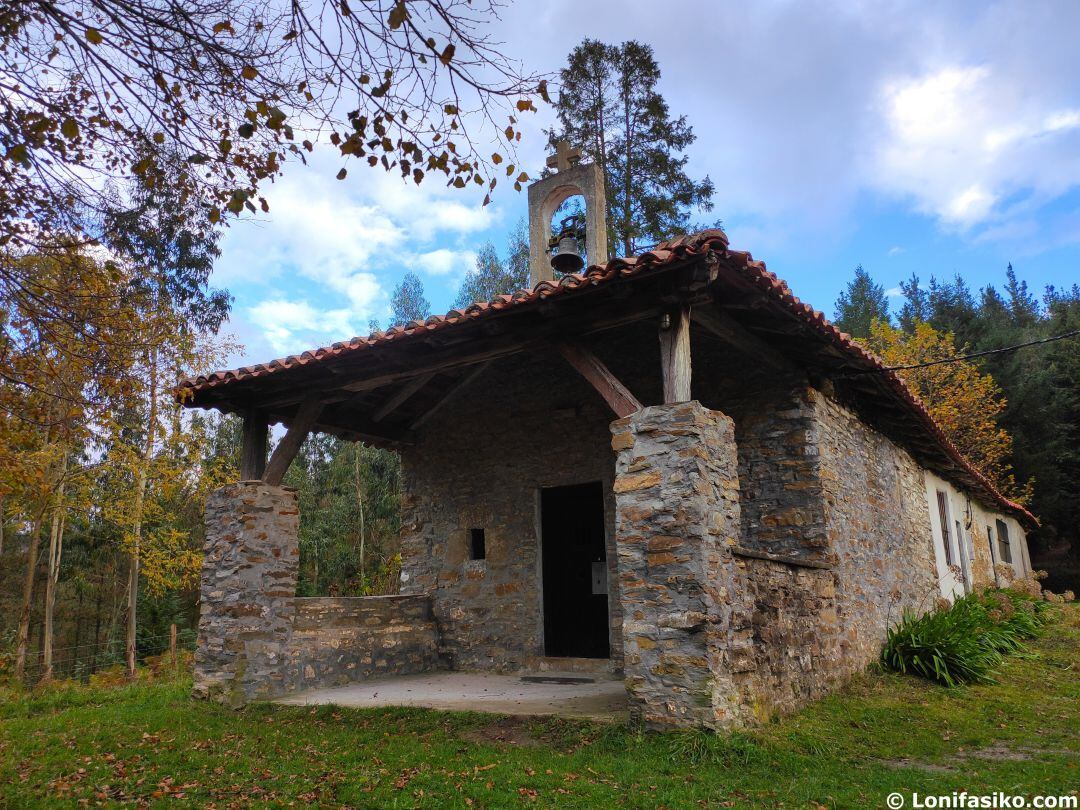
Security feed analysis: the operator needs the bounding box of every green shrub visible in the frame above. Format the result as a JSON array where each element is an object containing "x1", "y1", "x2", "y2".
[{"x1": 881, "y1": 589, "x2": 1054, "y2": 687}]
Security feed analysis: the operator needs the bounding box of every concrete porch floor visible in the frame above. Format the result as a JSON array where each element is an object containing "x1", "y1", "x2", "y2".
[{"x1": 274, "y1": 671, "x2": 629, "y2": 722}]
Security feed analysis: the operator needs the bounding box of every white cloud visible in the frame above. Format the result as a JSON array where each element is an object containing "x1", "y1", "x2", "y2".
[
  {"x1": 247, "y1": 299, "x2": 357, "y2": 355},
  {"x1": 873, "y1": 62, "x2": 1080, "y2": 230},
  {"x1": 407, "y1": 248, "x2": 478, "y2": 277},
  {"x1": 338, "y1": 165, "x2": 499, "y2": 241},
  {"x1": 215, "y1": 151, "x2": 506, "y2": 352},
  {"x1": 944, "y1": 185, "x2": 997, "y2": 226},
  {"x1": 215, "y1": 164, "x2": 399, "y2": 320},
  {"x1": 887, "y1": 246, "x2": 905, "y2": 257},
  {"x1": 486, "y1": 0, "x2": 1080, "y2": 251},
  {"x1": 885, "y1": 66, "x2": 989, "y2": 144}
]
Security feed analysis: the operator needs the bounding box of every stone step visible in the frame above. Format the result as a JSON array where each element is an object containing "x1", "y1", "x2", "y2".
[
  {"x1": 520, "y1": 674, "x2": 596, "y2": 685},
  {"x1": 524, "y1": 656, "x2": 619, "y2": 677}
]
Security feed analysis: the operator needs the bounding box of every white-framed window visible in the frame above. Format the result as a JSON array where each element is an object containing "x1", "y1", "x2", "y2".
[
  {"x1": 936, "y1": 490, "x2": 954, "y2": 566},
  {"x1": 996, "y1": 518, "x2": 1012, "y2": 564}
]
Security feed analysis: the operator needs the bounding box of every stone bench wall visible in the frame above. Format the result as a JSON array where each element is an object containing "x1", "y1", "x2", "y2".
[
  {"x1": 194, "y1": 482, "x2": 438, "y2": 706},
  {"x1": 726, "y1": 555, "x2": 843, "y2": 721},
  {"x1": 285, "y1": 596, "x2": 439, "y2": 691}
]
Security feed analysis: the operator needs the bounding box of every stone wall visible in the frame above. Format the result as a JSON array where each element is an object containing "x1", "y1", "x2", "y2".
[
  {"x1": 285, "y1": 596, "x2": 438, "y2": 690},
  {"x1": 194, "y1": 482, "x2": 437, "y2": 705},
  {"x1": 716, "y1": 389, "x2": 941, "y2": 721},
  {"x1": 194, "y1": 482, "x2": 301, "y2": 705},
  {"x1": 610, "y1": 401, "x2": 748, "y2": 729},
  {"x1": 726, "y1": 556, "x2": 840, "y2": 722},
  {"x1": 732, "y1": 383, "x2": 830, "y2": 563},
  {"x1": 813, "y1": 390, "x2": 940, "y2": 666},
  {"x1": 399, "y1": 349, "x2": 631, "y2": 672},
  {"x1": 603, "y1": 384, "x2": 951, "y2": 728},
  {"x1": 605, "y1": 392, "x2": 908, "y2": 728}
]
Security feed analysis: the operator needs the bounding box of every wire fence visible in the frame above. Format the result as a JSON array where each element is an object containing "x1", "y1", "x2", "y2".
[{"x1": 3, "y1": 627, "x2": 197, "y2": 688}]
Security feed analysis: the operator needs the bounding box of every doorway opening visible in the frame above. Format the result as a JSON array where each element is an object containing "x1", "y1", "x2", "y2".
[{"x1": 540, "y1": 482, "x2": 610, "y2": 659}]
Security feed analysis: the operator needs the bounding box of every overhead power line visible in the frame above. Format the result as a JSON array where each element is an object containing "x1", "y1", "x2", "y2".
[{"x1": 872, "y1": 328, "x2": 1080, "y2": 373}]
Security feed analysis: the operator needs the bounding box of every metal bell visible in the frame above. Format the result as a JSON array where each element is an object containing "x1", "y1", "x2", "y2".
[{"x1": 550, "y1": 234, "x2": 584, "y2": 275}]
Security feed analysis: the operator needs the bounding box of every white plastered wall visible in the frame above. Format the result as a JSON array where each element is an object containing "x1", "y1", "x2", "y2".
[
  {"x1": 923, "y1": 471, "x2": 969, "y2": 600},
  {"x1": 923, "y1": 470, "x2": 1030, "y2": 599},
  {"x1": 970, "y1": 500, "x2": 1031, "y2": 581}
]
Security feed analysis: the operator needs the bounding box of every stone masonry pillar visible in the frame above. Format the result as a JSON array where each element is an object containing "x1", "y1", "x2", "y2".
[
  {"x1": 610, "y1": 401, "x2": 747, "y2": 729},
  {"x1": 193, "y1": 482, "x2": 300, "y2": 706}
]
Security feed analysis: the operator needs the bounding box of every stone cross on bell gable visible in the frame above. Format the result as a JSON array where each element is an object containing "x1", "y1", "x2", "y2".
[{"x1": 545, "y1": 140, "x2": 582, "y2": 173}]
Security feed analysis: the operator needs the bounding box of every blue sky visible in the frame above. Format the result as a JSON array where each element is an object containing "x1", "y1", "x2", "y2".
[{"x1": 212, "y1": 0, "x2": 1080, "y2": 368}]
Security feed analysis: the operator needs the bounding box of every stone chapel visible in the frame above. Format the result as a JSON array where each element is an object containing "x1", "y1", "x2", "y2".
[{"x1": 179, "y1": 145, "x2": 1035, "y2": 728}]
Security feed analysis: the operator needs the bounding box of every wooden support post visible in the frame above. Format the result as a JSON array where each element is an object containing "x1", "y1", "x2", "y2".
[
  {"x1": 409, "y1": 362, "x2": 492, "y2": 431},
  {"x1": 262, "y1": 397, "x2": 324, "y2": 486},
  {"x1": 372, "y1": 372, "x2": 436, "y2": 422},
  {"x1": 659, "y1": 305, "x2": 692, "y2": 403},
  {"x1": 557, "y1": 342, "x2": 643, "y2": 418},
  {"x1": 169, "y1": 623, "x2": 177, "y2": 669},
  {"x1": 240, "y1": 409, "x2": 268, "y2": 480}
]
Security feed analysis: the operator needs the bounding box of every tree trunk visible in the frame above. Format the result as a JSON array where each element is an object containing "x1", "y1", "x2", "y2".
[
  {"x1": 73, "y1": 586, "x2": 84, "y2": 680},
  {"x1": 41, "y1": 453, "x2": 69, "y2": 683},
  {"x1": 14, "y1": 519, "x2": 43, "y2": 683},
  {"x1": 595, "y1": 70, "x2": 610, "y2": 261},
  {"x1": 41, "y1": 500, "x2": 68, "y2": 682},
  {"x1": 355, "y1": 451, "x2": 366, "y2": 582},
  {"x1": 124, "y1": 536, "x2": 140, "y2": 678},
  {"x1": 91, "y1": 578, "x2": 102, "y2": 676},
  {"x1": 127, "y1": 346, "x2": 159, "y2": 679}
]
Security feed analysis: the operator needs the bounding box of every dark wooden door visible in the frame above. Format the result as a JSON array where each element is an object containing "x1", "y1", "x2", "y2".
[{"x1": 540, "y1": 482, "x2": 610, "y2": 658}]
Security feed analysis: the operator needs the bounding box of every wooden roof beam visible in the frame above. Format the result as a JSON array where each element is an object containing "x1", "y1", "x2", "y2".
[
  {"x1": 239, "y1": 409, "x2": 268, "y2": 480},
  {"x1": 372, "y1": 372, "x2": 437, "y2": 423},
  {"x1": 263, "y1": 396, "x2": 323, "y2": 486},
  {"x1": 659, "y1": 305, "x2": 692, "y2": 403},
  {"x1": 339, "y1": 306, "x2": 661, "y2": 397},
  {"x1": 409, "y1": 361, "x2": 493, "y2": 431},
  {"x1": 557, "y1": 341, "x2": 643, "y2": 418}
]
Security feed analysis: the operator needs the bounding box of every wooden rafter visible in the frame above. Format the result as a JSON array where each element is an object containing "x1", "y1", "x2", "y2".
[
  {"x1": 252, "y1": 306, "x2": 665, "y2": 408},
  {"x1": 557, "y1": 342, "x2": 643, "y2": 418},
  {"x1": 262, "y1": 396, "x2": 324, "y2": 486},
  {"x1": 409, "y1": 361, "x2": 492, "y2": 431},
  {"x1": 372, "y1": 372, "x2": 436, "y2": 422}
]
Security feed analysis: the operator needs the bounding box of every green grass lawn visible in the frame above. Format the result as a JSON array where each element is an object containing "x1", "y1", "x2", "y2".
[{"x1": 2, "y1": 606, "x2": 1077, "y2": 809}]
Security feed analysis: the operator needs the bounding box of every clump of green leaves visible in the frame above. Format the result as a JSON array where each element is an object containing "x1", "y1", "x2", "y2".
[
  {"x1": 882, "y1": 589, "x2": 1054, "y2": 687},
  {"x1": 666, "y1": 729, "x2": 765, "y2": 767}
]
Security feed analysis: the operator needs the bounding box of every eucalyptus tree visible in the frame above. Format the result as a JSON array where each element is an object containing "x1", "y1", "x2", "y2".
[{"x1": 453, "y1": 218, "x2": 529, "y2": 307}]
